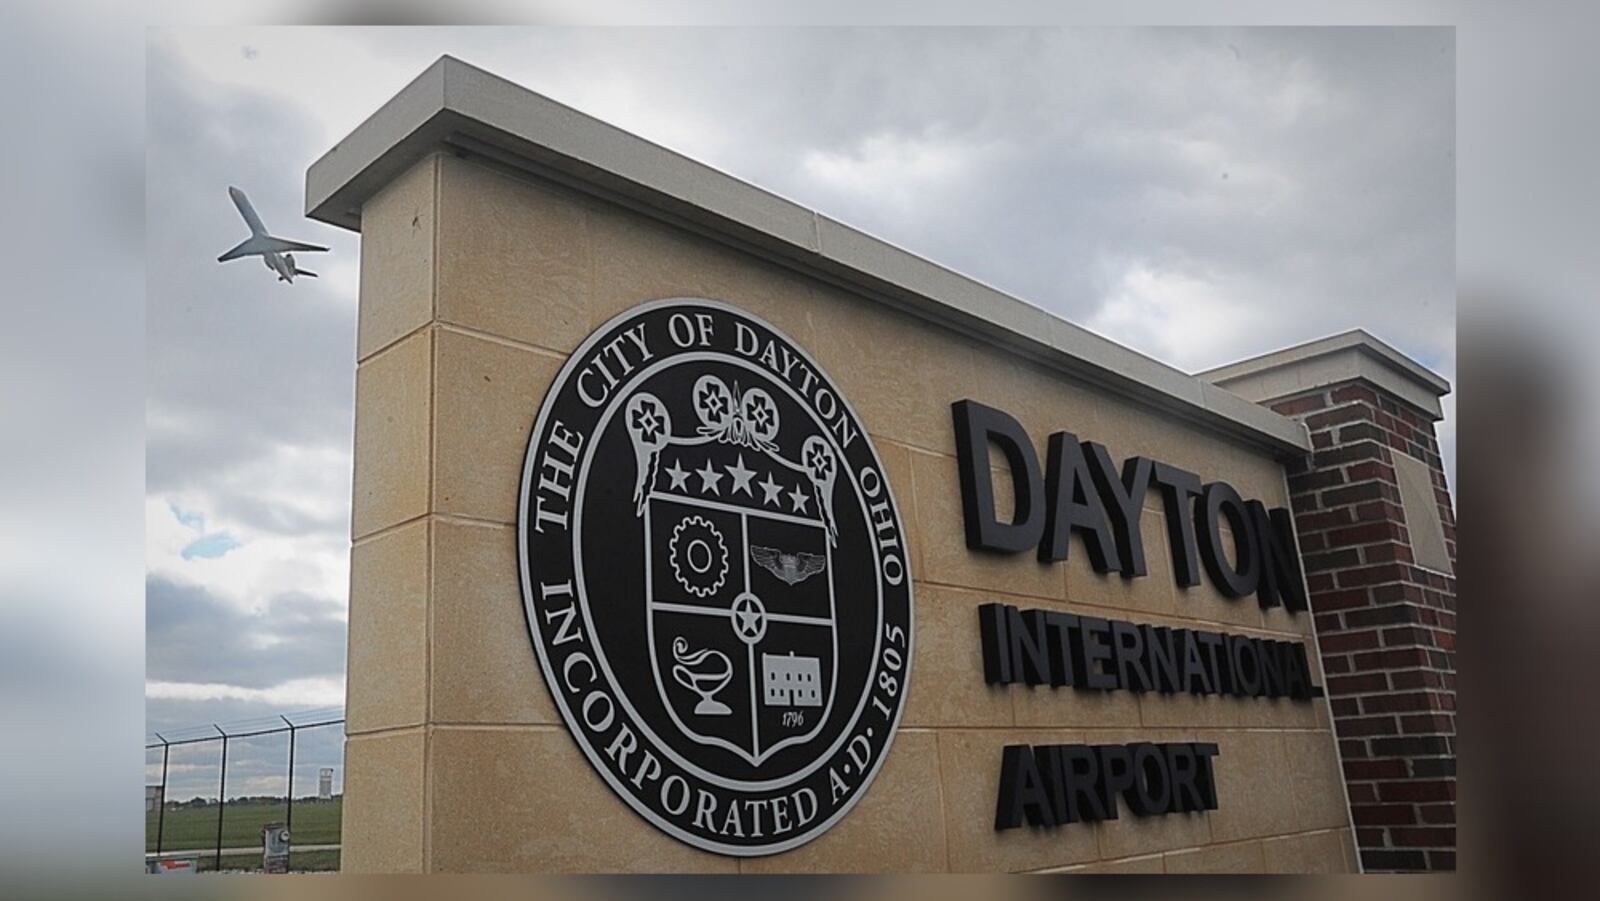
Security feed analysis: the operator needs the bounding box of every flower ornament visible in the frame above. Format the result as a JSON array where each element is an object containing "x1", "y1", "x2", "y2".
[
  {"x1": 739, "y1": 388, "x2": 781, "y2": 447},
  {"x1": 700, "y1": 387, "x2": 728, "y2": 420},
  {"x1": 801, "y1": 435, "x2": 839, "y2": 542},
  {"x1": 624, "y1": 391, "x2": 672, "y2": 514},
  {"x1": 804, "y1": 442, "x2": 835, "y2": 481},
  {"x1": 693, "y1": 375, "x2": 737, "y2": 435},
  {"x1": 630, "y1": 400, "x2": 665, "y2": 443}
]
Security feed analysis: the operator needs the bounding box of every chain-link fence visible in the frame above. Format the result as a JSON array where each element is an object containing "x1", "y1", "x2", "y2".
[{"x1": 145, "y1": 708, "x2": 343, "y2": 873}]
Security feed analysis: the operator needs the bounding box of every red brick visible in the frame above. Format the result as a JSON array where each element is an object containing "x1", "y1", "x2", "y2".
[
  {"x1": 1329, "y1": 522, "x2": 1407, "y2": 546},
  {"x1": 1339, "y1": 715, "x2": 1400, "y2": 737},
  {"x1": 1352, "y1": 804, "x2": 1417, "y2": 826},
  {"x1": 1289, "y1": 468, "x2": 1346, "y2": 493},
  {"x1": 1363, "y1": 543, "x2": 1415, "y2": 564},
  {"x1": 1390, "y1": 670, "x2": 1443, "y2": 690},
  {"x1": 1344, "y1": 605, "x2": 1419, "y2": 628},
  {"x1": 1315, "y1": 441, "x2": 1384, "y2": 470},
  {"x1": 1362, "y1": 692, "x2": 1438, "y2": 714},
  {"x1": 1392, "y1": 827, "x2": 1455, "y2": 848},
  {"x1": 1320, "y1": 630, "x2": 1381, "y2": 653},
  {"x1": 1371, "y1": 583, "x2": 1425, "y2": 604},
  {"x1": 1352, "y1": 647, "x2": 1432, "y2": 670},
  {"x1": 1372, "y1": 735, "x2": 1450, "y2": 757},
  {"x1": 1418, "y1": 804, "x2": 1456, "y2": 824},
  {"x1": 1306, "y1": 404, "x2": 1374, "y2": 430},
  {"x1": 1346, "y1": 783, "x2": 1377, "y2": 803},
  {"x1": 1379, "y1": 780, "x2": 1456, "y2": 803},
  {"x1": 1355, "y1": 828, "x2": 1387, "y2": 848},
  {"x1": 1338, "y1": 739, "x2": 1369, "y2": 759},
  {"x1": 1345, "y1": 460, "x2": 1398, "y2": 483},
  {"x1": 1337, "y1": 564, "x2": 1409, "y2": 588},
  {"x1": 1354, "y1": 500, "x2": 1406, "y2": 523},
  {"x1": 1304, "y1": 548, "x2": 1361, "y2": 573},
  {"x1": 1345, "y1": 758, "x2": 1409, "y2": 780},
  {"x1": 1397, "y1": 405, "x2": 1434, "y2": 430},
  {"x1": 1297, "y1": 508, "x2": 1355, "y2": 532},
  {"x1": 1328, "y1": 672, "x2": 1390, "y2": 694},
  {"x1": 1411, "y1": 758, "x2": 1456, "y2": 778},
  {"x1": 1323, "y1": 482, "x2": 1395, "y2": 508},
  {"x1": 1311, "y1": 587, "x2": 1373, "y2": 611},
  {"x1": 1380, "y1": 625, "x2": 1433, "y2": 647},
  {"x1": 1363, "y1": 849, "x2": 1428, "y2": 871},
  {"x1": 1337, "y1": 423, "x2": 1390, "y2": 446},
  {"x1": 1331, "y1": 384, "x2": 1380, "y2": 406},
  {"x1": 1330, "y1": 697, "x2": 1361, "y2": 717},
  {"x1": 1401, "y1": 714, "x2": 1455, "y2": 735}
]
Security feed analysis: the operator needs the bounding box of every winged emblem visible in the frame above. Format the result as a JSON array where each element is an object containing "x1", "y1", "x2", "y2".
[{"x1": 750, "y1": 545, "x2": 827, "y2": 586}]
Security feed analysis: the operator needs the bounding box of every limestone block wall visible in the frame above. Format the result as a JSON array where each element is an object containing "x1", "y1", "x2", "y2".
[{"x1": 341, "y1": 151, "x2": 1356, "y2": 873}]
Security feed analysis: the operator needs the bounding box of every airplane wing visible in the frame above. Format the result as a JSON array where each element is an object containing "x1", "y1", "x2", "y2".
[{"x1": 217, "y1": 235, "x2": 330, "y2": 262}]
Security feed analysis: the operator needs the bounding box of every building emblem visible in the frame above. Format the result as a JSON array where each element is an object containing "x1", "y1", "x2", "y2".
[{"x1": 519, "y1": 299, "x2": 914, "y2": 856}]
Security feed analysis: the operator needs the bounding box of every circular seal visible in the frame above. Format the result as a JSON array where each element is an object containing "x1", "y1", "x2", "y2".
[{"x1": 519, "y1": 299, "x2": 914, "y2": 856}]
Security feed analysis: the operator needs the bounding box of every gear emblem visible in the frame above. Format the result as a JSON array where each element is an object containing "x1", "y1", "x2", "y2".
[{"x1": 669, "y1": 515, "x2": 729, "y2": 598}]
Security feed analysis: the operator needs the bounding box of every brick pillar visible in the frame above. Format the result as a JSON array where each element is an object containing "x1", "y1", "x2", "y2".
[{"x1": 1201, "y1": 332, "x2": 1455, "y2": 872}]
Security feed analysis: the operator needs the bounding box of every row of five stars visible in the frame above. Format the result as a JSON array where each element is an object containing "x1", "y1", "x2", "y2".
[{"x1": 663, "y1": 454, "x2": 812, "y2": 513}]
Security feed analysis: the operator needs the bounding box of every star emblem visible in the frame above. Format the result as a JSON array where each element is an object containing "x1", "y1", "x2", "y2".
[
  {"x1": 696, "y1": 459, "x2": 724, "y2": 495},
  {"x1": 758, "y1": 472, "x2": 783, "y2": 506},
  {"x1": 788, "y1": 485, "x2": 810, "y2": 514},
  {"x1": 726, "y1": 455, "x2": 756, "y2": 497},
  {"x1": 735, "y1": 606, "x2": 762, "y2": 637},
  {"x1": 729, "y1": 592, "x2": 767, "y2": 644},
  {"x1": 665, "y1": 459, "x2": 690, "y2": 492}
]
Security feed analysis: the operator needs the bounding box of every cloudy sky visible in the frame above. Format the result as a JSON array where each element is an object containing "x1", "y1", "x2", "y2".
[{"x1": 145, "y1": 26, "x2": 1453, "y2": 797}]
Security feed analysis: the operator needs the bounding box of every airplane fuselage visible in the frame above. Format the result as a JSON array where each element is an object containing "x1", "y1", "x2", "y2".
[{"x1": 262, "y1": 251, "x2": 297, "y2": 283}]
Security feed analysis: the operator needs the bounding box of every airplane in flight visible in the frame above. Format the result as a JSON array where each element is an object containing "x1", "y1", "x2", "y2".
[{"x1": 216, "y1": 186, "x2": 328, "y2": 283}]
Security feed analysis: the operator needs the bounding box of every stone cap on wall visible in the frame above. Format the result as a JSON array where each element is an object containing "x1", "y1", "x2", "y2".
[
  {"x1": 306, "y1": 55, "x2": 1310, "y2": 456},
  {"x1": 1198, "y1": 329, "x2": 1452, "y2": 421}
]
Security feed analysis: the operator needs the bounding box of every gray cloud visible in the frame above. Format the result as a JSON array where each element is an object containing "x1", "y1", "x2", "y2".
[
  {"x1": 145, "y1": 577, "x2": 345, "y2": 690},
  {"x1": 359, "y1": 29, "x2": 1451, "y2": 344}
]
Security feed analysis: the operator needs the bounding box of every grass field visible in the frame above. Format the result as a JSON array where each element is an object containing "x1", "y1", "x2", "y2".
[
  {"x1": 161, "y1": 848, "x2": 341, "y2": 873},
  {"x1": 147, "y1": 797, "x2": 341, "y2": 853}
]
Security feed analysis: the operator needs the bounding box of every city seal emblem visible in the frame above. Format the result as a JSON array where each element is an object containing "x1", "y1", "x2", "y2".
[{"x1": 519, "y1": 299, "x2": 914, "y2": 856}]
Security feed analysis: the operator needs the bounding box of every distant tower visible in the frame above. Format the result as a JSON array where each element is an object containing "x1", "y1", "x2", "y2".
[{"x1": 318, "y1": 768, "x2": 334, "y2": 800}]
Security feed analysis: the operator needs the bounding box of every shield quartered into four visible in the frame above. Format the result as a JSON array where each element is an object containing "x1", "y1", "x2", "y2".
[{"x1": 630, "y1": 381, "x2": 841, "y2": 767}]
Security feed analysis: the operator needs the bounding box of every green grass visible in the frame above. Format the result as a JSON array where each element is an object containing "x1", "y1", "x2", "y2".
[{"x1": 146, "y1": 797, "x2": 341, "y2": 853}]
